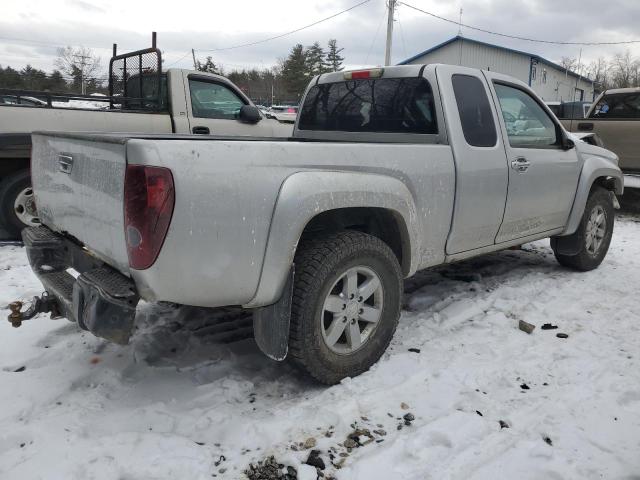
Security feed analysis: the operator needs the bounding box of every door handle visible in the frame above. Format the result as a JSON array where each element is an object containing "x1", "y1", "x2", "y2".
[
  {"x1": 192, "y1": 126, "x2": 210, "y2": 134},
  {"x1": 577, "y1": 122, "x2": 594, "y2": 131},
  {"x1": 511, "y1": 156, "x2": 530, "y2": 173}
]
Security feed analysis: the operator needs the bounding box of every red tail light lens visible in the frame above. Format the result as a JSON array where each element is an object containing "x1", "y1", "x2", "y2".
[
  {"x1": 286, "y1": 107, "x2": 296, "y2": 113},
  {"x1": 124, "y1": 165, "x2": 175, "y2": 270}
]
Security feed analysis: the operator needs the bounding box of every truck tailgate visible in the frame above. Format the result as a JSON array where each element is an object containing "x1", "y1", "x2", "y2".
[{"x1": 31, "y1": 133, "x2": 130, "y2": 274}]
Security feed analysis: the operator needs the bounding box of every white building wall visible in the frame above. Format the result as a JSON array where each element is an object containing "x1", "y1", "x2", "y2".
[
  {"x1": 530, "y1": 63, "x2": 595, "y2": 102},
  {"x1": 405, "y1": 38, "x2": 595, "y2": 102}
]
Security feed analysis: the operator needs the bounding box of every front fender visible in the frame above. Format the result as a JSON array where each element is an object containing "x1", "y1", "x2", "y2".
[
  {"x1": 561, "y1": 155, "x2": 623, "y2": 236},
  {"x1": 244, "y1": 170, "x2": 419, "y2": 308}
]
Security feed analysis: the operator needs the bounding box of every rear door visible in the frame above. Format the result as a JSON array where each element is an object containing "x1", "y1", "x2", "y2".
[
  {"x1": 183, "y1": 72, "x2": 276, "y2": 136},
  {"x1": 487, "y1": 75, "x2": 581, "y2": 243},
  {"x1": 437, "y1": 65, "x2": 509, "y2": 254}
]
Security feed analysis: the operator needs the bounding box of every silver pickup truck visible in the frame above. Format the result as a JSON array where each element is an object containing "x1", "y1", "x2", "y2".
[{"x1": 11, "y1": 64, "x2": 623, "y2": 384}]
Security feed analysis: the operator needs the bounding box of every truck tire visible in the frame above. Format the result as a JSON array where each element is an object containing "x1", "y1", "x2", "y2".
[
  {"x1": 552, "y1": 186, "x2": 614, "y2": 271},
  {"x1": 0, "y1": 170, "x2": 39, "y2": 238},
  {"x1": 289, "y1": 230, "x2": 402, "y2": 384}
]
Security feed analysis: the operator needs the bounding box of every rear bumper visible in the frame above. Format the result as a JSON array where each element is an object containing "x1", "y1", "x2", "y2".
[{"x1": 22, "y1": 226, "x2": 139, "y2": 344}]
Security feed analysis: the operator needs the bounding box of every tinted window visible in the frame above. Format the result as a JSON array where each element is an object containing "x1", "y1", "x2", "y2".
[
  {"x1": 298, "y1": 77, "x2": 437, "y2": 134},
  {"x1": 590, "y1": 92, "x2": 640, "y2": 119},
  {"x1": 452, "y1": 75, "x2": 497, "y2": 147},
  {"x1": 494, "y1": 83, "x2": 558, "y2": 148},
  {"x1": 189, "y1": 79, "x2": 246, "y2": 119}
]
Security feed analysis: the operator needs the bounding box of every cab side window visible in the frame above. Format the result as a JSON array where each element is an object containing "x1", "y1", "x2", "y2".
[
  {"x1": 494, "y1": 83, "x2": 559, "y2": 148},
  {"x1": 189, "y1": 79, "x2": 246, "y2": 120},
  {"x1": 591, "y1": 92, "x2": 640, "y2": 119},
  {"x1": 452, "y1": 74, "x2": 497, "y2": 147}
]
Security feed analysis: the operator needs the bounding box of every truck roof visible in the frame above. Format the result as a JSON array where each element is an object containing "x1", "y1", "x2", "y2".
[
  {"x1": 601, "y1": 87, "x2": 640, "y2": 95},
  {"x1": 316, "y1": 65, "x2": 426, "y2": 84}
]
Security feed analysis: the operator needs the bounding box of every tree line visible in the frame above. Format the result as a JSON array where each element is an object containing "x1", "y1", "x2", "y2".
[
  {"x1": 5, "y1": 39, "x2": 637, "y2": 103},
  {"x1": 561, "y1": 51, "x2": 640, "y2": 90},
  {"x1": 0, "y1": 40, "x2": 345, "y2": 105},
  {"x1": 0, "y1": 46, "x2": 106, "y2": 95}
]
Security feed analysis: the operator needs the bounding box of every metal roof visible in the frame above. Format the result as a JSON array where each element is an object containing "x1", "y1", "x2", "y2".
[{"x1": 398, "y1": 36, "x2": 593, "y2": 84}]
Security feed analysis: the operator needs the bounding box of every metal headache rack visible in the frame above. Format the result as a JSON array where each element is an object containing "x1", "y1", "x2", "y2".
[{"x1": 109, "y1": 32, "x2": 164, "y2": 111}]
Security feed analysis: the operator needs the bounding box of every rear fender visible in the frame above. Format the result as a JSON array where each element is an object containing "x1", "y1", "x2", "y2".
[{"x1": 244, "y1": 171, "x2": 418, "y2": 308}]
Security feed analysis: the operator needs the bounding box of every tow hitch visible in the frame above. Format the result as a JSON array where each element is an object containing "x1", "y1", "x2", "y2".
[{"x1": 7, "y1": 294, "x2": 62, "y2": 328}]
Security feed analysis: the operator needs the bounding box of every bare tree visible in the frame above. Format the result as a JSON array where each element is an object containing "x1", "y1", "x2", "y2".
[
  {"x1": 55, "y1": 46, "x2": 101, "y2": 94},
  {"x1": 585, "y1": 57, "x2": 609, "y2": 91},
  {"x1": 608, "y1": 51, "x2": 640, "y2": 88},
  {"x1": 560, "y1": 56, "x2": 578, "y2": 71}
]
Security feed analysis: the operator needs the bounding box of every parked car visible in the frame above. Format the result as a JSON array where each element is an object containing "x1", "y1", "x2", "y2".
[
  {"x1": 1, "y1": 95, "x2": 47, "y2": 106},
  {"x1": 266, "y1": 105, "x2": 298, "y2": 123},
  {"x1": 0, "y1": 55, "x2": 292, "y2": 239},
  {"x1": 11, "y1": 64, "x2": 622, "y2": 384},
  {"x1": 564, "y1": 87, "x2": 640, "y2": 191}
]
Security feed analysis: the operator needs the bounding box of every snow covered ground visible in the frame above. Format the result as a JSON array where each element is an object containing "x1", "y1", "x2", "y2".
[{"x1": 1, "y1": 216, "x2": 639, "y2": 480}]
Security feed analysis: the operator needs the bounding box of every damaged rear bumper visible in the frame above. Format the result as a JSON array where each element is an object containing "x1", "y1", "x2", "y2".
[{"x1": 17, "y1": 226, "x2": 139, "y2": 344}]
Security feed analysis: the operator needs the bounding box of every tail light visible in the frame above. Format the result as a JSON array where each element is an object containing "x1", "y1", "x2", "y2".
[
  {"x1": 286, "y1": 107, "x2": 296, "y2": 113},
  {"x1": 124, "y1": 165, "x2": 175, "y2": 270}
]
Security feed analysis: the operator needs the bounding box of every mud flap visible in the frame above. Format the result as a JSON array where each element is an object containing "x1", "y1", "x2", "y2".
[
  {"x1": 252, "y1": 267, "x2": 294, "y2": 361},
  {"x1": 550, "y1": 235, "x2": 582, "y2": 256}
]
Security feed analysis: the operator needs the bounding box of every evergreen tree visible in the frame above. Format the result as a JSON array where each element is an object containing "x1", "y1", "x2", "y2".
[
  {"x1": 281, "y1": 44, "x2": 309, "y2": 98},
  {"x1": 20, "y1": 65, "x2": 47, "y2": 90},
  {"x1": 0, "y1": 65, "x2": 24, "y2": 89},
  {"x1": 44, "y1": 70, "x2": 68, "y2": 92},
  {"x1": 196, "y1": 56, "x2": 220, "y2": 74},
  {"x1": 326, "y1": 39, "x2": 345, "y2": 72},
  {"x1": 305, "y1": 42, "x2": 328, "y2": 77}
]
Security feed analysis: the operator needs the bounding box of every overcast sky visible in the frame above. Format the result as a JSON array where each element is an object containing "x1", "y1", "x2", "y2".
[{"x1": 1, "y1": 0, "x2": 639, "y2": 76}]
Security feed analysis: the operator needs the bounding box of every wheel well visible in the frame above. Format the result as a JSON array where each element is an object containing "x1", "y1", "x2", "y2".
[
  {"x1": 300, "y1": 207, "x2": 411, "y2": 274},
  {"x1": 592, "y1": 176, "x2": 619, "y2": 193},
  {"x1": 0, "y1": 158, "x2": 30, "y2": 183}
]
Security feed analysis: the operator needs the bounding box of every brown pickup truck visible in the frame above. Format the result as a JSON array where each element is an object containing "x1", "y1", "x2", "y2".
[{"x1": 563, "y1": 87, "x2": 640, "y2": 192}]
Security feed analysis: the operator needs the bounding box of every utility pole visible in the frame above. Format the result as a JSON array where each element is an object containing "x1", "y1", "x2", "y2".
[
  {"x1": 384, "y1": 0, "x2": 396, "y2": 66},
  {"x1": 191, "y1": 49, "x2": 197, "y2": 70},
  {"x1": 72, "y1": 53, "x2": 91, "y2": 95}
]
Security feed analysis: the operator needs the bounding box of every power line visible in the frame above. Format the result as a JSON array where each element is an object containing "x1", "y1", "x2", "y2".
[
  {"x1": 399, "y1": 2, "x2": 640, "y2": 46},
  {"x1": 165, "y1": 51, "x2": 193, "y2": 68},
  {"x1": 365, "y1": 7, "x2": 387, "y2": 65},
  {"x1": 197, "y1": 0, "x2": 371, "y2": 52}
]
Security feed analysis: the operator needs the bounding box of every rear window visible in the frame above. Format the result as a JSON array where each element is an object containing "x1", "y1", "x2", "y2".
[
  {"x1": 297, "y1": 77, "x2": 438, "y2": 134},
  {"x1": 452, "y1": 74, "x2": 497, "y2": 147}
]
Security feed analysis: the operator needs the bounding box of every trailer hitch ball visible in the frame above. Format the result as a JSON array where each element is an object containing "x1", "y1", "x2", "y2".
[
  {"x1": 7, "y1": 295, "x2": 61, "y2": 327},
  {"x1": 8, "y1": 301, "x2": 24, "y2": 328}
]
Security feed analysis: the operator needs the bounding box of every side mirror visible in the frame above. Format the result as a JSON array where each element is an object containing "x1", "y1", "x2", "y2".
[
  {"x1": 561, "y1": 131, "x2": 575, "y2": 150},
  {"x1": 239, "y1": 105, "x2": 262, "y2": 124}
]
